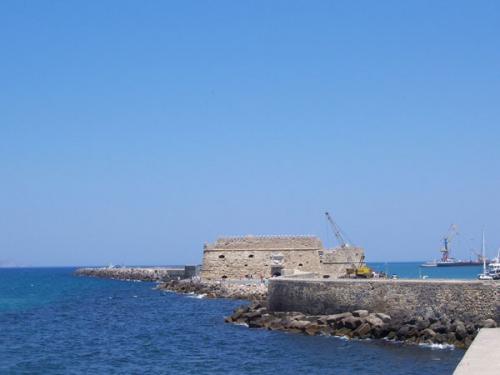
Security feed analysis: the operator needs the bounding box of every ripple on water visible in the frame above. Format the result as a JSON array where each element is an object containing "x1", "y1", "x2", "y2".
[{"x1": 0, "y1": 268, "x2": 464, "y2": 375}]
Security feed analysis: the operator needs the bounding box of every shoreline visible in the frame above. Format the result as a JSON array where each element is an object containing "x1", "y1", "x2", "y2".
[
  {"x1": 157, "y1": 279, "x2": 268, "y2": 302},
  {"x1": 74, "y1": 268, "x2": 497, "y2": 350},
  {"x1": 224, "y1": 301, "x2": 497, "y2": 349}
]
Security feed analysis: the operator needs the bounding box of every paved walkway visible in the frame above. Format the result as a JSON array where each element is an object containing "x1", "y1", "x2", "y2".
[{"x1": 454, "y1": 328, "x2": 500, "y2": 375}]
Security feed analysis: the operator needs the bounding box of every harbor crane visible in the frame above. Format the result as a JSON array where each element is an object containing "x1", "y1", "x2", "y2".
[
  {"x1": 440, "y1": 224, "x2": 459, "y2": 262},
  {"x1": 324, "y1": 211, "x2": 350, "y2": 248},
  {"x1": 324, "y1": 211, "x2": 372, "y2": 278}
]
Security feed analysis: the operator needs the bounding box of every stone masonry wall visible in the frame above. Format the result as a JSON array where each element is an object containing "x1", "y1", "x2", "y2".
[
  {"x1": 201, "y1": 236, "x2": 322, "y2": 280},
  {"x1": 205, "y1": 236, "x2": 323, "y2": 250},
  {"x1": 320, "y1": 246, "x2": 365, "y2": 278},
  {"x1": 202, "y1": 249, "x2": 322, "y2": 280},
  {"x1": 268, "y1": 278, "x2": 500, "y2": 323}
]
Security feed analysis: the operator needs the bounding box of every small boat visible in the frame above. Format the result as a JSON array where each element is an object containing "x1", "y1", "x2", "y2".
[
  {"x1": 421, "y1": 261, "x2": 437, "y2": 267},
  {"x1": 477, "y1": 232, "x2": 498, "y2": 280},
  {"x1": 481, "y1": 249, "x2": 500, "y2": 280}
]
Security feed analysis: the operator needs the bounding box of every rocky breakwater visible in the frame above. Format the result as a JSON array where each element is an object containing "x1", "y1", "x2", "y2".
[
  {"x1": 75, "y1": 267, "x2": 184, "y2": 282},
  {"x1": 225, "y1": 302, "x2": 498, "y2": 349},
  {"x1": 158, "y1": 280, "x2": 268, "y2": 302}
]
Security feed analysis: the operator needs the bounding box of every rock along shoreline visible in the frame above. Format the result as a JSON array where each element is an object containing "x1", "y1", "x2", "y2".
[
  {"x1": 157, "y1": 279, "x2": 268, "y2": 302},
  {"x1": 75, "y1": 266, "x2": 195, "y2": 282},
  {"x1": 225, "y1": 301, "x2": 497, "y2": 349},
  {"x1": 75, "y1": 268, "x2": 497, "y2": 349}
]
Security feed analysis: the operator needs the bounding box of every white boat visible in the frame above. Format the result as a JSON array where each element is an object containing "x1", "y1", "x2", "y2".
[
  {"x1": 421, "y1": 261, "x2": 437, "y2": 267},
  {"x1": 477, "y1": 232, "x2": 498, "y2": 280},
  {"x1": 484, "y1": 249, "x2": 500, "y2": 280}
]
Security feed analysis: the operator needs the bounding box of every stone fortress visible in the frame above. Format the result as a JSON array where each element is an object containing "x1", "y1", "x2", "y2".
[{"x1": 201, "y1": 235, "x2": 365, "y2": 280}]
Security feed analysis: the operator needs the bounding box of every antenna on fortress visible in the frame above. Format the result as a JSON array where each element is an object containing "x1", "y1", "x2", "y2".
[{"x1": 324, "y1": 211, "x2": 351, "y2": 248}]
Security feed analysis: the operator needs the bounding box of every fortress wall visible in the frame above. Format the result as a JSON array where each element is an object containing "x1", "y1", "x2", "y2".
[
  {"x1": 201, "y1": 236, "x2": 368, "y2": 281},
  {"x1": 205, "y1": 236, "x2": 323, "y2": 250},
  {"x1": 320, "y1": 246, "x2": 365, "y2": 278},
  {"x1": 201, "y1": 248, "x2": 321, "y2": 280},
  {"x1": 201, "y1": 236, "x2": 323, "y2": 280},
  {"x1": 268, "y1": 278, "x2": 499, "y2": 323}
]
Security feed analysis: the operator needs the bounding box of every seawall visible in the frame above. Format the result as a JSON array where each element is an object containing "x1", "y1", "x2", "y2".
[
  {"x1": 75, "y1": 266, "x2": 197, "y2": 282},
  {"x1": 268, "y1": 278, "x2": 499, "y2": 323}
]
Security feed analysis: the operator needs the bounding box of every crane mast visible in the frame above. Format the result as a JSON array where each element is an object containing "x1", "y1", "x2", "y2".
[{"x1": 324, "y1": 211, "x2": 350, "y2": 248}]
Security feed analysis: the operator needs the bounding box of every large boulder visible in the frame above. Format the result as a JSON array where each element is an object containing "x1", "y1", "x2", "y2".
[
  {"x1": 375, "y1": 312, "x2": 392, "y2": 323},
  {"x1": 305, "y1": 324, "x2": 320, "y2": 336},
  {"x1": 480, "y1": 319, "x2": 497, "y2": 328},
  {"x1": 455, "y1": 323, "x2": 468, "y2": 341},
  {"x1": 245, "y1": 309, "x2": 265, "y2": 320},
  {"x1": 365, "y1": 314, "x2": 384, "y2": 327},
  {"x1": 353, "y1": 322, "x2": 372, "y2": 337},
  {"x1": 335, "y1": 327, "x2": 353, "y2": 337},
  {"x1": 430, "y1": 321, "x2": 447, "y2": 334},
  {"x1": 352, "y1": 310, "x2": 369, "y2": 318},
  {"x1": 342, "y1": 316, "x2": 363, "y2": 330},
  {"x1": 397, "y1": 325, "x2": 418, "y2": 339},
  {"x1": 415, "y1": 318, "x2": 430, "y2": 331},
  {"x1": 231, "y1": 307, "x2": 247, "y2": 320},
  {"x1": 290, "y1": 320, "x2": 311, "y2": 330},
  {"x1": 325, "y1": 312, "x2": 353, "y2": 324},
  {"x1": 290, "y1": 313, "x2": 306, "y2": 321},
  {"x1": 420, "y1": 328, "x2": 436, "y2": 339}
]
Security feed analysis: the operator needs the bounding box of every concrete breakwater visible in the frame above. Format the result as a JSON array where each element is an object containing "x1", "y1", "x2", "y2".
[
  {"x1": 225, "y1": 301, "x2": 498, "y2": 349},
  {"x1": 75, "y1": 266, "x2": 197, "y2": 282},
  {"x1": 158, "y1": 280, "x2": 268, "y2": 302}
]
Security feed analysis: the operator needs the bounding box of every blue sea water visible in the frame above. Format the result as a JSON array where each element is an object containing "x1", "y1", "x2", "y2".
[
  {"x1": 368, "y1": 262, "x2": 483, "y2": 280},
  {"x1": 0, "y1": 265, "x2": 467, "y2": 374}
]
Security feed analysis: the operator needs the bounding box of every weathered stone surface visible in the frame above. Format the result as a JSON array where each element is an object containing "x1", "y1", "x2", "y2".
[
  {"x1": 290, "y1": 313, "x2": 306, "y2": 321},
  {"x1": 335, "y1": 327, "x2": 352, "y2": 337},
  {"x1": 415, "y1": 318, "x2": 430, "y2": 331},
  {"x1": 290, "y1": 320, "x2": 311, "y2": 330},
  {"x1": 365, "y1": 314, "x2": 384, "y2": 327},
  {"x1": 201, "y1": 236, "x2": 323, "y2": 280},
  {"x1": 480, "y1": 319, "x2": 497, "y2": 328},
  {"x1": 343, "y1": 316, "x2": 363, "y2": 330},
  {"x1": 430, "y1": 322, "x2": 448, "y2": 334},
  {"x1": 157, "y1": 279, "x2": 268, "y2": 301},
  {"x1": 226, "y1": 301, "x2": 485, "y2": 349},
  {"x1": 375, "y1": 312, "x2": 392, "y2": 323},
  {"x1": 305, "y1": 324, "x2": 320, "y2": 336},
  {"x1": 267, "y1": 278, "x2": 499, "y2": 325},
  {"x1": 421, "y1": 328, "x2": 436, "y2": 338},
  {"x1": 201, "y1": 235, "x2": 366, "y2": 280},
  {"x1": 326, "y1": 312, "x2": 352, "y2": 324},
  {"x1": 353, "y1": 322, "x2": 371, "y2": 337},
  {"x1": 455, "y1": 323, "x2": 468, "y2": 340},
  {"x1": 353, "y1": 310, "x2": 369, "y2": 318}
]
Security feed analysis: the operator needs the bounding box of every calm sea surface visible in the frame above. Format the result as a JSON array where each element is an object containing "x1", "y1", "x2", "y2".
[{"x1": 0, "y1": 264, "x2": 474, "y2": 374}]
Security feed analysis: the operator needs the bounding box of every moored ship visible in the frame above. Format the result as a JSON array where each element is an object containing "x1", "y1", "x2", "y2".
[{"x1": 421, "y1": 225, "x2": 488, "y2": 267}]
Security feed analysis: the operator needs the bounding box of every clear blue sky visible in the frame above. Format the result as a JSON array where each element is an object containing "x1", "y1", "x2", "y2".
[{"x1": 1, "y1": 1, "x2": 499, "y2": 266}]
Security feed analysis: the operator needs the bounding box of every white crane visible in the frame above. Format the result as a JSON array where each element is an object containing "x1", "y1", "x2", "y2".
[{"x1": 324, "y1": 211, "x2": 351, "y2": 248}]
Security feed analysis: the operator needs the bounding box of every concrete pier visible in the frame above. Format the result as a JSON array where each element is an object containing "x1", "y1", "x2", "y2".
[{"x1": 454, "y1": 328, "x2": 500, "y2": 375}]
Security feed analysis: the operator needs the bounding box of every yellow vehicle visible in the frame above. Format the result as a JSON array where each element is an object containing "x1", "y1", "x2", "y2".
[
  {"x1": 325, "y1": 212, "x2": 374, "y2": 278},
  {"x1": 355, "y1": 264, "x2": 373, "y2": 278},
  {"x1": 345, "y1": 258, "x2": 374, "y2": 278}
]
